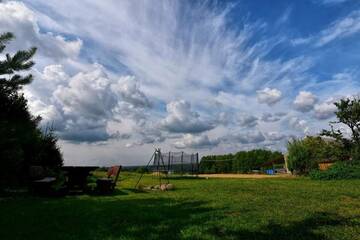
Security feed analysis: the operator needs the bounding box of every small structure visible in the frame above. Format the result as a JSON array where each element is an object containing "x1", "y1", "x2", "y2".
[
  {"x1": 318, "y1": 160, "x2": 334, "y2": 171},
  {"x1": 260, "y1": 157, "x2": 286, "y2": 174}
]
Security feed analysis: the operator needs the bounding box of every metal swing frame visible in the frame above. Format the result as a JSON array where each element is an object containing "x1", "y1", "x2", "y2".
[{"x1": 134, "y1": 148, "x2": 169, "y2": 189}]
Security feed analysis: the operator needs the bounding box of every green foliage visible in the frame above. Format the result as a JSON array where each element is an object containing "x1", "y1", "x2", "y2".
[
  {"x1": 200, "y1": 154, "x2": 233, "y2": 173},
  {"x1": 200, "y1": 150, "x2": 283, "y2": 173},
  {"x1": 321, "y1": 97, "x2": 360, "y2": 152},
  {"x1": 136, "y1": 167, "x2": 150, "y2": 174},
  {"x1": 288, "y1": 97, "x2": 360, "y2": 176},
  {"x1": 0, "y1": 32, "x2": 62, "y2": 188},
  {"x1": 287, "y1": 136, "x2": 346, "y2": 175},
  {"x1": 234, "y1": 149, "x2": 283, "y2": 173},
  {"x1": 0, "y1": 32, "x2": 36, "y2": 92},
  {"x1": 50, "y1": 171, "x2": 66, "y2": 191},
  {"x1": 287, "y1": 139, "x2": 313, "y2": 174},
  {"x1": 350, "y1": 145, "x2": 360, "y2": 162},
  {"x1": 309, "y1": 161, "x2": 360, "y2": 180},
  {"x1": 85, "y1": 175, "x2": 98, "y2": 193}
]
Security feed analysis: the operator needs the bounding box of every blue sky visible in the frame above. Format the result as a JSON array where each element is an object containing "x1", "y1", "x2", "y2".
[{"x1": 1, "y1": 0, "x2": 359, "y2": 165}]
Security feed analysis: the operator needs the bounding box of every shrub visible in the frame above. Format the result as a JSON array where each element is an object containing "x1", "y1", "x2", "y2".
[
  {"x1": 350, "y1": 145, "x2": 360, "y2": 162},
  {"x1": 309, "y1": 161, "x2": 360, "y2": 180},
  {"x1": 287, "y1": 136, "x2": 346, "y2": 175},
  {"x1": 287, "y1": 138, "x2": 316, "y2": 174}
]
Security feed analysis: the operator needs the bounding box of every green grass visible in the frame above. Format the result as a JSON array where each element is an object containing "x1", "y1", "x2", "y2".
[{"x1": 1, "y1": 173, "x2": 359, "y2": 240}]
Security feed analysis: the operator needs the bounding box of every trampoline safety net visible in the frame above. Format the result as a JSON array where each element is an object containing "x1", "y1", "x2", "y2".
[{"x1": 152, "y1": 151, "x2": 199, "y2": 175}]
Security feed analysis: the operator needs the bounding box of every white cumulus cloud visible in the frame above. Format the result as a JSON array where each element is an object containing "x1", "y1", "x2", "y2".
[
  {"x1": 161, "y1": 100, "x2": 214, "y2": 134},
  {"x1": 256, "y1": 88, "x2": 282, "y2": 106},
  {"x1": 174, "y1": 134, "x2": 220, "y2": 149},
  {"x1": 0, "y1": 1, "x2": 82, "y2": 60},
  {"x1": 294, "y1": 91, "x2": 317, "y2": 112},
  {"x1": 314, "y1": 99, "x2": 337, "y2": 119}
]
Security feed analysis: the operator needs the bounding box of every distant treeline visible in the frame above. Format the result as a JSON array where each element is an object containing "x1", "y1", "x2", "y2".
[{"x1": 200, "y1": 149, "x2": 284, "y2": 174}]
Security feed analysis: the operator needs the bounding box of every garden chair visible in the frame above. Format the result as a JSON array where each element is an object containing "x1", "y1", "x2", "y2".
[{"x1": 96, "y1": 166, "x2": 121, "y2": 194}]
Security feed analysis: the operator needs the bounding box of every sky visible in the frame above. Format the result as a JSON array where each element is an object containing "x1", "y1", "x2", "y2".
[{"x1": 1, "y1": 0, "x2": 360, "y2": 166}]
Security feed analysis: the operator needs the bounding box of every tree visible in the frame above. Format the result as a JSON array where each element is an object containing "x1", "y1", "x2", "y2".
[
  {"x1": 0, "y1": 32, "x2": 63, "y2": 188},
  {"x1": 0, "y1": 32, "x2": 36, "y2": 92},
  {"x1": 287, "y1": 135, "x2": 347, "y2": 175},
  {"x1": 200, "y1": 149, "x2": 283, "y2": 173},
  {"x1": 321, "y1": 97, "x2": 360, "y2": 160}
]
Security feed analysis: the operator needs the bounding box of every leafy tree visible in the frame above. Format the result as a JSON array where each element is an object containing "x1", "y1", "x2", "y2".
[
  {"x1": 0, "y1": 32, "x2": 63, "y2": 188},
  {"x1": 321, "y1": 97, "x2": 360, "y2": 161},
  {"x1": 200, "y1": 150, "x2": 283, "y2": 173},
  {"x1": 287, "y1": 137, "x2": 319, "y2": 174},
  {"x1": 287, "y1": 136, "x2": 346, "y2": 175}
]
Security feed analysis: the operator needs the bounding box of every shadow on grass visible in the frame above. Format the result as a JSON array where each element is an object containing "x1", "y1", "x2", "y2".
[
  {"x1": 1, "y1": 196, "x2": 358, "y2": 240},
  {"x1": 209, "y1": 212, "x2": 359, "y2": 240},
  {"x1": 87, "y1": 188, "x2": 129, "y2": 196},
  {"x1": 0, "y1": 197, "x2": 212, "y2": 240}
]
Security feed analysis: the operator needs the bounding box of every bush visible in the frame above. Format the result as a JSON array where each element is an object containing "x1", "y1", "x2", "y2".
[
  {"x1": 287, "y1": 136, "x2": 345, "y2": 175},
  {"x1": 309, "y1": 161, "x2": 360, "y2": 180},
  {"x1": 350, "y1": 145, "x2": 360, "y2": 162},
  {"x1": 287, "y1": 139, "x2": 315, "y2": 174}
]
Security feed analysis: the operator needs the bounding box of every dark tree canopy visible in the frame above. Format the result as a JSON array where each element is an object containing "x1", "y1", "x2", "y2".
[{"x1": 0, "y1": 32, "x2": 63, "y2": 188}]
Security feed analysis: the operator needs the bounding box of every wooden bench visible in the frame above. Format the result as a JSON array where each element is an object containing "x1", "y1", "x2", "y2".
[{"x1": 96, "y1": 166, "x2": 121, "y2": 194}]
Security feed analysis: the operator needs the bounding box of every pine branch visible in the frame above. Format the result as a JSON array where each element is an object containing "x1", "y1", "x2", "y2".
[
  {"x1": 0, "y1": 35, "x2": 36, "y2": 90},
  {"x1": 7, "y1": 47, "x2": 37, "y2": 71},
  {"x1": 9, "y1": 74, "x2": 34, "y2": 89},
  {"x1": 0, "y1": 32, "x2": 14, "y2": 54}
]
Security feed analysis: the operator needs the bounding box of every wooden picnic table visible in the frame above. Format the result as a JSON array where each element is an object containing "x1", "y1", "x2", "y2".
[{"x1": 62, "y1": 166, "x2": 98, "y2": 191}]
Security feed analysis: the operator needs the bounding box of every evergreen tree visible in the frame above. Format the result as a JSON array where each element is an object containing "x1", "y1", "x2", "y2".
[{"x1": 0, "y1": 32, "x2": 63, "y2": 188}]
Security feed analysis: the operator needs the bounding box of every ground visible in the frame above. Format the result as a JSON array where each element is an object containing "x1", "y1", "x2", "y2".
[
  {"x1": 0, "y1": 173, "x2": 359, "y2": 240},
  {"x1": 198, "y1": 173, "x2": 294, "y2": 179}
]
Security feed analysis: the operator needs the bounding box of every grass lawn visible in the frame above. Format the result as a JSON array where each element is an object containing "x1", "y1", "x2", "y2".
[{"x1": 0, "y1": 173, "x2": 359, "y2": 240}]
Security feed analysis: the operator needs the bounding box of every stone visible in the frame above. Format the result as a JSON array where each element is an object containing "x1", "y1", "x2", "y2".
[{"x1": 160, "y1": 184, "x2": 167, "y2": 191}]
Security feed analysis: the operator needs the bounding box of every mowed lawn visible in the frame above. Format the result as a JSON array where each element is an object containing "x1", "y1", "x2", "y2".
[{"x1": 0, "y1": 173, "x2": 359, "y2": 240}]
